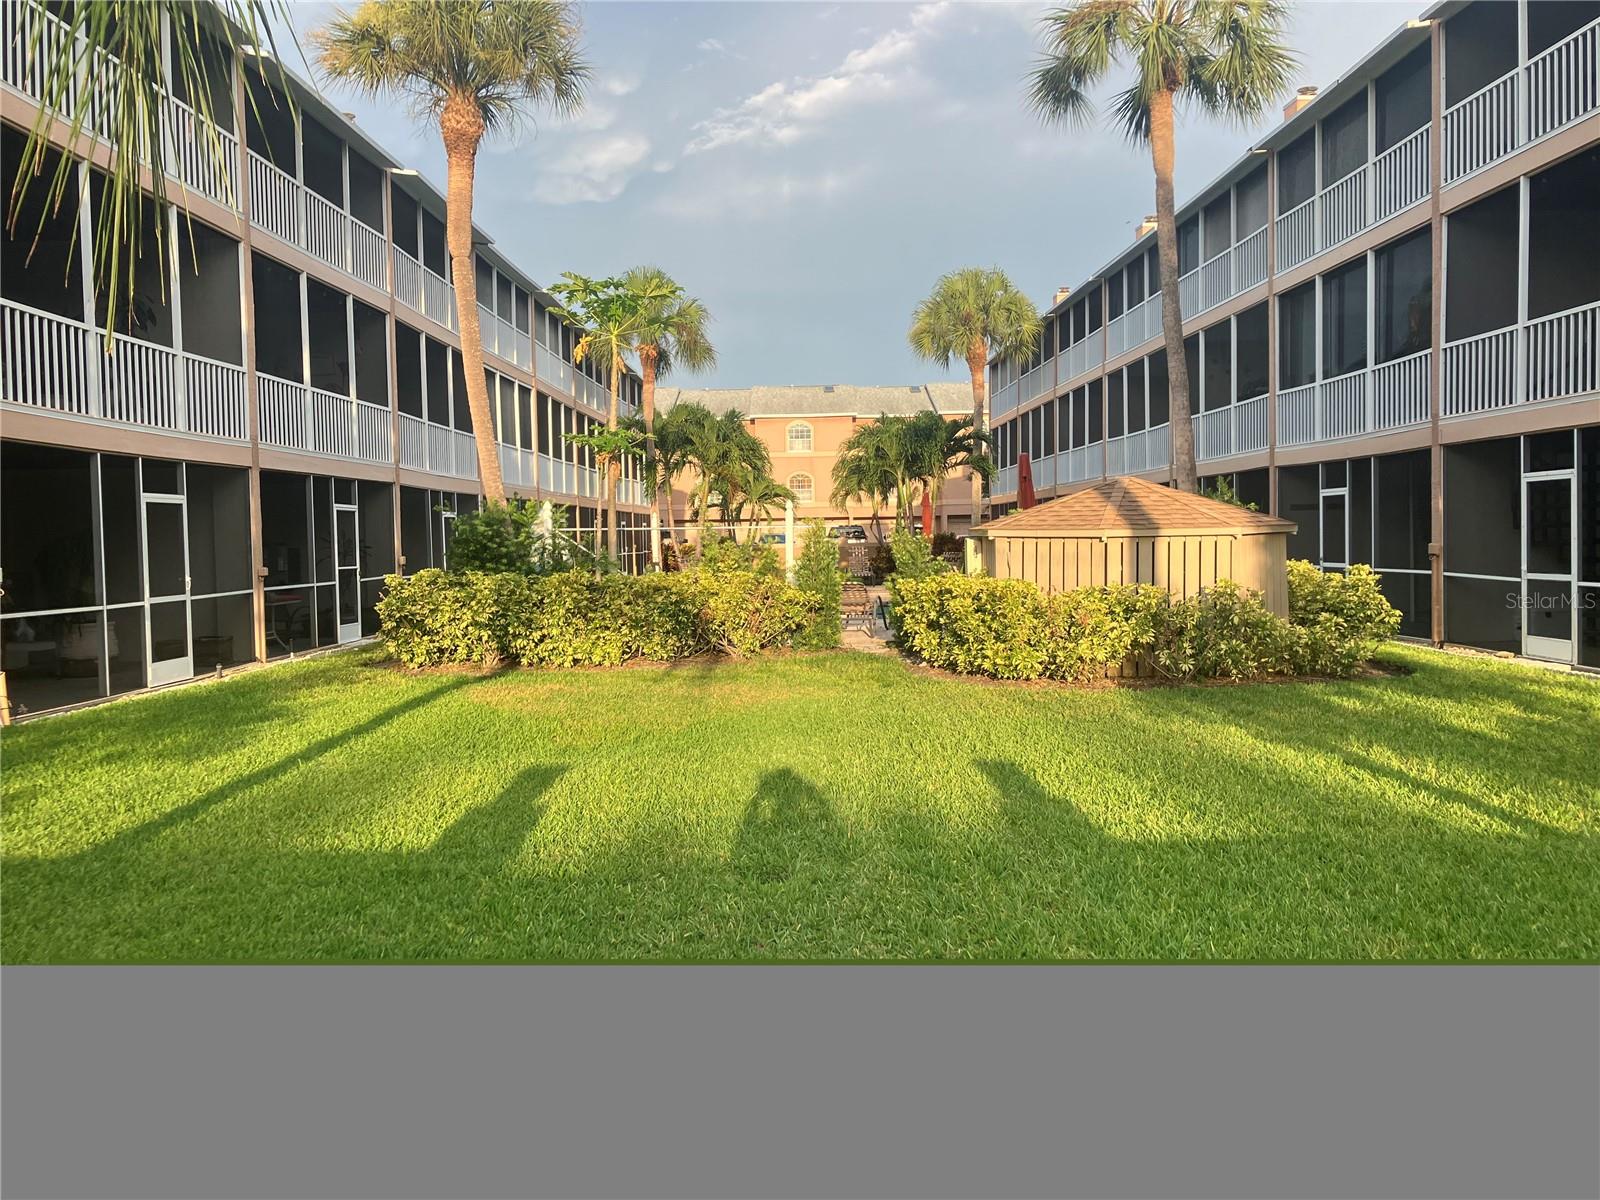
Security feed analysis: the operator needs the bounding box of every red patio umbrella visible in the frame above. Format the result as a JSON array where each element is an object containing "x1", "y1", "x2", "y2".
[
  {"x1": 1017, "y1": 453, "x2": 1038, "y2": 509},
  {"x1": 921, "y1": 489, "x2": 934, "y2": 536}
]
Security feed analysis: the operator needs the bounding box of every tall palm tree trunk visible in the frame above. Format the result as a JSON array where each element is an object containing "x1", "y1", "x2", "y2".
[
  {"x1": 966, "y1": 337, "x2": 988, "y2": 528},
  {"x1": 1150, "y1": 88, "x2": 1196, "y2": 494},
  {"x1": 640, "y1": 347, "x2": 663, "y2": 569},
  {"x1": 605, "y1": 351, "x2": 620, "y2": 561},
  {"x1": 440, "y1": 94, "x2": 505, "y2": 504}
]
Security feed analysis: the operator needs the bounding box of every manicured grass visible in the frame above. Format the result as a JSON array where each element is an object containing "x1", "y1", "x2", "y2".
[{"x1": 2, "y1": 644, "x2": 1596, "y2": 961}]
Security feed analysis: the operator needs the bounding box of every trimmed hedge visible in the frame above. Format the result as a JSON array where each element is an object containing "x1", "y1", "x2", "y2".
[
  {"x1": 889, "y1": 561, "x2": 1400, "y2": 683},
  {"x1": 378, "y1": 568, "x2": 818, "y2": 669}
]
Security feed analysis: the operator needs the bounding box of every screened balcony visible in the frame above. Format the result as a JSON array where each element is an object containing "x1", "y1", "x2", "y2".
[
  {"x1": 1442, "y1": 148, "x2": 1600, "y2": 416},
  {"x1": 252, "y1": 256, "x2": 393, "y2": 464},
  {"x1": 390, "y1": 187, "x2": 456, "y2": 330},
  {"x1": 244, "y1": 79, "x2": 388, "y2": 290},
  {"x1": 1443, "y1": 2, "x2": 1599, "y2": 184},
  {"x1": 475, "y1": 258, "x2": 533, "y2": 370},
  {"x1": 1193, "y1": 305, "x2": 1272, "y2": 462},
  {"x1": 1104, "y1": 248, "x2": 1162, "y2": 357},
  {"x1": 1276, "y1": 227, "x2": 1433, "y2": 447},
  {"x1": 393, "y1": 324, "x2": 478, "y2": 480},
  {"x1": 1173, "y1": 166, "x2": 1271, "y2": 322},
  {"x1": 0, "y1": 0, "x2": 241, "y2": 209},
  {"x1": 0, "y1": 135, "x2": 248, "y2": 440},
  {"x1": 1054, "y1": 290, "x2": 1105, "y2": 386},
  {"x1": 1276, "y1": 42, "x2": 1433, "y2": 273}
]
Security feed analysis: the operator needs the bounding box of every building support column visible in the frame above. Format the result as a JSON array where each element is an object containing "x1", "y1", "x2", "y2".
[
  {"x1": 234, "y1": 60, "x2": 269, "y2": 665},
  {"x1": 1428, "y1": 19, "x2": 1446, "y2": 646}
]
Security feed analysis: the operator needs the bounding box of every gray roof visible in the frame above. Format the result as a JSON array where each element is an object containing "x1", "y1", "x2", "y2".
[{"x1": 657, "y1": 383, "x2": 973, "y2": 419}]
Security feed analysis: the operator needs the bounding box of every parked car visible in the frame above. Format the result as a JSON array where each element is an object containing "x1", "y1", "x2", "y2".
[
  {"x1": 829, "y1": 524, "x2": 869, "y2": 543},
  {"x1": 758, "y1": 532, "x2": 786, "y2": 545}
]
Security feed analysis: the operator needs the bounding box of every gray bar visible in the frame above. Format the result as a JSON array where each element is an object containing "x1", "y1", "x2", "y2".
[{"x1": 4, "y1": 966, "x2": 1596, "y2": 1200}]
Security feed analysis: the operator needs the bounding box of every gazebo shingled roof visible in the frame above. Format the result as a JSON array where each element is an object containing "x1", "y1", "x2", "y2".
[{"x1": 973, "y1": 476, "x2": 1296, "y2": 537}]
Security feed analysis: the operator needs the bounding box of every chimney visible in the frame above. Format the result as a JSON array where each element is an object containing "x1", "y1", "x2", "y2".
[
  {"x1": 1136, "y1": 214, "x2": 1158, "y2": 238},
  {"x1": 1283, "y1": 85, "x2": 1318, "y2": 121},
  {"x1": 1053, "y1": 285, "x2": 1072, "y2": 306}
]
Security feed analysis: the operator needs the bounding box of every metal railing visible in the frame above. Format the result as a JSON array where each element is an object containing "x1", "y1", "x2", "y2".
[
  {"x1": 1234, "y1": 226, "x2": 1269, "y2": 293},
  {"x1": 1373, "y1": 126, "x2": 1430, "y2": 223},
  {"x1": 393, "y1": 248, "x2": 457, "y2": 330},
  {"x1": 535, "y1": 342, "x2": 575, "y2": 396},
  {"x1": 1, "y1": 299, "x2": 248, "y2": 439},
  {"x1": 1444, "y1": 300, "x2": 1600, "y2": 415},
  {"x1": 1319, "y1": 165, "x2": 1369, "y2": 251},
  {"x1": 479, "y1": 305, "x2": 534, "y2": 370},
  {"x1": 1055, "y1": 332, "x2": 1105, "y2": 387},
  {"x1": 1106, "y1": 422, "x2": 1171, "y2": 476},
  {"x1": 1193, "y1": 393, "x2": 1269, "y2": 462},
  {"x1": 1276, "y1": 196, "x2": 1317, "y2": 272},
  {"x1": 1444, "y1": 19, "x2": 1599, "y2": 185},
  {"x1": 1278, "y1": 349, "x2": 1431, "y2": 445}
]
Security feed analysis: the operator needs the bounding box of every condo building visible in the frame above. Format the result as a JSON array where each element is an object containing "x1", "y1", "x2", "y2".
[
  {"x1": 656, "y1": 383, "x2": 980, "y2": 538},
  {"x1": 986, "y1": 0, "x2": 1599, "y2": 668},
  {"x1": 0, "y1": 1, "x2": 652, "y2": 717}
]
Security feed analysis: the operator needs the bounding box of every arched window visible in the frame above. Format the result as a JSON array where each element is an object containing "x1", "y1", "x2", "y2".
[
  {"x1": 788, "y1": 473, "x2": 815, "y2": 504},
  {"x1": 786, "y1": 421, "x2": 814, "y2": 453}
]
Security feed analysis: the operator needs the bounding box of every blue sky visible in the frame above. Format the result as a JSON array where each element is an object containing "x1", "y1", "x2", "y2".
[{"x1": 275, "y1": 1, "x2": 1428, "y2": 387}]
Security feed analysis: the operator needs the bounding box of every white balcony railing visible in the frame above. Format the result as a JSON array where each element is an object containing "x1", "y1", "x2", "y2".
[
  {"x1": 1106, "y1": 422, "x2": 1170, "y2": 476},
  {"x1": 1319, "y1": 165, "x2": 1369, "y2": 251},
  {"x1": 1445, "y1": 19, "x2": 1599, "y2": 185},
  {"x1": 535, "y1": 342, "x2": 575, "y2": 396},
  {"x1": 1528, "y1": 18, "x2": 1599, "y2": 140},
  {"x1": 246, "y1": 150, "x2": 390, "y2": 290},
  {"x1": 1234, "y1": 226, "x2": 1269, "y2": 293},
  {"x1": 2, "y1": 2, "x2": 240, "y2": 210},
  {"x1": 349, "y1": 217, "x2": 388, "y2": 291},
  {"x1": 257, "y1": 371, "x2": 394, "y2": 464},
  {"x1": 478, "y1": 305, "x2": 533, "y2": 370},
  {"x1": 1445, "y1": 301, "x2": 1600, "y2": 415},
  {"x1": 1373, "y1": 126, "x2": 1430, "y2": 223},
  {"x1": 1055, "y1": 332, "x2": 1105, "y2": 387},
  {"x1": 1276, "y1": 197, "x2": 1317, "y2": 272},
  {"x1": 1178, "y1": 270, "x2": 1200, "y2": 320},
  {"x1": 393, "y1": 248, "x2": 457, "y2": 330},
  {"x1": 577, "y1": 373, "x2": 611, "y2": 413},
  {"x1": 1278, "y1": 350, "x2": 1432, "y2": 446},
  {"x1": 993, "y1": 464, "x2": 1017, "y2": 497},
  {"x1": 1194, "y1": 393, "x2": 1269, "y2": 462},
  {"x1": 1527, "y1": 300, "x2": 1600, "y2": 403},
  {"x1": 1, "y1": 299, "x2": 247, "y2": 440},
  {"x1": 246, "y1": 151, "x2": 301, "y2": 245}
]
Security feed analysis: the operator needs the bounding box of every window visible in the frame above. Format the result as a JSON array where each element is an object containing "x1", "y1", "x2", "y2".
[
  {"x1": 788, "y1": 473, "x2": 814, "y2": 503},
  {"x1": 1445, "y1": 185, "x2": 1519, "y2": 339},
  {"x1": 1322, "y1": 259, "x2": 1368, "y2": 378},
  {"x1": 1279, "y1": 134, "x2": 1316, "y2": 211},
  {"x1": 1147, "y1": 351, "x2": 1169, "y2": 427},
  {"x1": 1376, "y1": 43, "x2": 1431, "y2": 152},
  {"x1": 1179, "y1": 217, "x2": 1200, "y2": 275},
  {"x1": 1279, "y1": 283, "x2": 1317, "y2": 389},
  {"x1": 1203, "y1": 322, "x2": 1232, "y2": 412},
  {"x1": 1375, "y1": 229, "x2": 1431, "y2": 362},
  {"x1": 1528, "y1": 147, "x2": 1600, "y2": 321},
  {"x1": 1203, "y1": 195, "x2": 1232, "y2": 259},
  {"x1": 786, "y1": 421, "x2": 813, "y2": 453},
  {"x1": 1321, "y1": 93, "x2": 1368, "y2": 186},
  {"x1": 1237, "y1": 167, "x2": 1269, "y2": 236},
  {"x1": 1235, "y1": 304, "x2": 1269, "y2": 402}
]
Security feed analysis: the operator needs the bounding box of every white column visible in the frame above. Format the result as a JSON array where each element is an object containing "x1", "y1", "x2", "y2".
[
  {"x1": 785, "y1": 499, "x2": 796, "y2": 581},
  {"x1": 74, "y1": 163, "x2": 101, "y2": 418},
  {"x1": 167, "y1": 205, "x2": 187, "y2": 431}
]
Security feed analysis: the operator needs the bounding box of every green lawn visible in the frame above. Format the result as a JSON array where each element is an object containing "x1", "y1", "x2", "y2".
[{"x1": 3, "y1": 644, "x2": 1596, "y2": 962}]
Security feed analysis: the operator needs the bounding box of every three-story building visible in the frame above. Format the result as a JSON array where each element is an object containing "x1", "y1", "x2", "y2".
[
  {"x1": 986, "y1": 0, "x2": 1599, "y2": 668},
  {"x1": 0, "y1": 1, "x2": 650, "y2": 716}
]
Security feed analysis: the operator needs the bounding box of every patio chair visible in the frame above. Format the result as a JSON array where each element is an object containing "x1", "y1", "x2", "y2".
[{"x1": 841, "y1": 583, "x2": 873, "y2": 631}]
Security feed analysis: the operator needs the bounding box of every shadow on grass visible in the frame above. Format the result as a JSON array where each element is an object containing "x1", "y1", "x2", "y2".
[{"x1": 3, "y1": 653, "x2": 1597, "y2": 961}]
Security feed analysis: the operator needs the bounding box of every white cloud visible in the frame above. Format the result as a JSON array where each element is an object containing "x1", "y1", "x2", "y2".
[
  {"x1": 532, "y1": 132, "x2": 654, "y2": 205},
  {"x1": 600, "y1": 73, "x2": 640, "y2": 97},
  {"x1": 655, "y1": 165, "x2": 873, "y2": 221},
  {"x1": 697, "y1": 38, "x2": 729, "y2": 54},
  {"x1": 684, "y1": 2, "x2": 953, "y2": 155}
]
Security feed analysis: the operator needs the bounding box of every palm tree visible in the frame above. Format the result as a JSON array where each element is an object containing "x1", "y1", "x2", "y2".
[
  {"x1": 8, "y1": 1, "x2": 288, "y2": 335},
  {"x1": 904, "y1": 411, "x2": 993, "y2": 534},
  {"x1": 623, "y1": 267, "x2": 716, "y2": 569},
  {"x1": 1029, "y1": 0, "x2": 1295, "y2": 492},
  {"x1": 650, "y1": 399, "x2": 710, "y2": 546},
  {"x1": 678, "y1": 407, "x2": 770, "y2": 537},
  {"x1": 315, "y1": 0, "x2": 588, "y2": 504},
  {"x1": 547, "y1": 273, "x2": 649, "y2": 558},
  {"x1": 721, "y1": 464, "x2": 796, "y2": 540},
  {"x1": 833, "y1": 417, "x2": 921, "y2": 533},
  {"x1": 908, "y1": 269, "x2": 1041, "y2": 527}
]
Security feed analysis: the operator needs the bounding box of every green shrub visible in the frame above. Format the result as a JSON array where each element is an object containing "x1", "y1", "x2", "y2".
[
  {"x1": 1286, "y1": 561, "x2": 1402, "y2": 676},
  {"x1": 375, "y1": 569, "x2": 510, "y2": 669},
  {"x1": 887, "y1": 530, "x2": 950, "y2": 583},
  {"x1": 890, "y1": 574, "x2": 1052, "y2": 679},
  {"x1": 693, "y1": 569, "x2": 817, "y2": 657},
  {"x1": 445, "y1": 500, "x2": 602, "y2": 576},
  {"x1": 379, "y1": 566, "x2": 816, "y2": 669},
  {"x1": 793, "y1": 519, "x2": 843, "y2": 649},
  {"x1": 865, "y1": 541, "x2": 896, "y2": 580},
  {"x1": 892, "y1": 566, "x2": 1397, "y2": 684},
  {"x1": 694, "y1": 531, "x2": 784, "y2": 577},
  {"x1": 1149, "y1": 581, "x2": 1293, "y2": 681}
]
